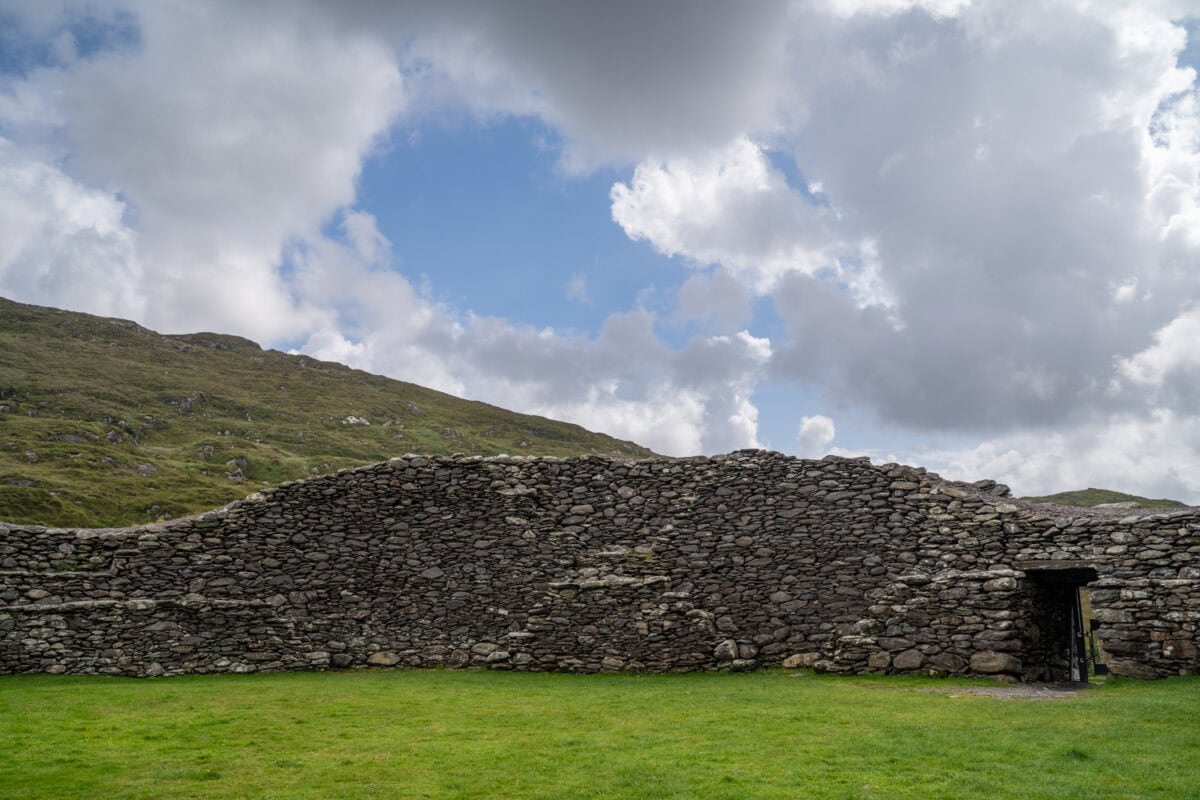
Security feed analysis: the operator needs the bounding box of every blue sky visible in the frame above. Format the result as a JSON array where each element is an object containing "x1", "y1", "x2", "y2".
[
  {"x1": 4, "y1": 1, "x2": 1200, "y2": 501},
  {"x1": 355, "y1": 114, "x2": 841, "y2": 455},
  {"x1": 358, "y1": 117, "x2": 672, "y2": 332}
]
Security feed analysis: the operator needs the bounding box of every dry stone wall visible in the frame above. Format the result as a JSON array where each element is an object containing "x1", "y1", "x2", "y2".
[{"x1": 1, "y1": 451, "x2": 1197, "y2": 680}]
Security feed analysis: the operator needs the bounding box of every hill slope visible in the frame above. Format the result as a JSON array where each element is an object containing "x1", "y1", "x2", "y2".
[
  {"x1": 0, "y1": 297, "x2": 653, "y2": 527},
  {"x1": 1022, "y1": 487, "x2": 1187, "y2": 510}
]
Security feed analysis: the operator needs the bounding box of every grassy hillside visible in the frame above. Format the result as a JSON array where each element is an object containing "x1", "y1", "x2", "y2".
[
  {"x1": 0, "y1": 297, "x2": 653, "y2": 527},
  {"x1": 1022, "y1": 487, "x2": 1188, "y2": 510}
]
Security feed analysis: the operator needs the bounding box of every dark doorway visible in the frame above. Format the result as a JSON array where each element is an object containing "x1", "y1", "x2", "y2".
[{"x1": 1019, "y1": 561, "x2": 1099, "y2": 683}]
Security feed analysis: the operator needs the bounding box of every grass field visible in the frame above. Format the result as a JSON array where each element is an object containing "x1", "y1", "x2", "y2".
[{"x1": 1, "y1": 670, "x2": 1197, "y2": 799}]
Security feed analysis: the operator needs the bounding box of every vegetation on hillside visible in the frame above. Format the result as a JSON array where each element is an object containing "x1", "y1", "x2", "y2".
[
  {"x1": 0, "y1": 297, "x2": 652, "y2": 527},
  {"x1": 1022, "y1": 487, "x2": 1188, "y2": 510}
]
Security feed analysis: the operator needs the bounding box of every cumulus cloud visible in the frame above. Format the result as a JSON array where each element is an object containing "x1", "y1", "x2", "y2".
[
  {"x1": 744, "y1": 3, "x2": 1200, "y2": 444},
  {"x1": 603, "y1": 0, "x2": 1200, "y2": 496},
  {"x1": 0, "y1": 139, "x2": 144, "y2": 319},
  {"x1": 674, "y1": 268, "x2": 754, "y2": 332},
  {"x1": 914, "y1": 409, "x2": 1200, "y2": 503},
  {"x1": 247, "y1": 205, "x2": 763, "y2": 455},
  {"x1": 6, "y1": 0, "x2": 1200, "y2": 495},
  {"x1": 391, "y1": 0, "x2": 794, "y2": 171},
  {"x1": 611, "y1": 138, "x2": 847, "y2": 291},
  {"x1": 797, "y1": 415, "x2": 837, "y2": 458},
  {"x1": 1117, "y1": 307, "x2": 1200, "y2": 388},
  {"x1": 0, "y1": 2, "x2": 779, "y2": 457},
  {"x1": 2, "y1": 0, "x2": 405, "y2": 342},
  {"x1": 292, "y1": 222, "x2": 772, "y2": 456}
]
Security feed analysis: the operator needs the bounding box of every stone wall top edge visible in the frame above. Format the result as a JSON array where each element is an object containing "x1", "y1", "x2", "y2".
[
  {"x1": 1003, "y1": 498, "x2": 1200, "y2": 524},
  {"x1": 2, "y1": 447, "x2": 1195, "y2": 533}
]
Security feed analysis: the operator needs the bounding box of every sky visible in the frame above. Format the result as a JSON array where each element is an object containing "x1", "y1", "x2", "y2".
[{"x1": 3, "y1": 1, "x2": 1200, "y2": 502}]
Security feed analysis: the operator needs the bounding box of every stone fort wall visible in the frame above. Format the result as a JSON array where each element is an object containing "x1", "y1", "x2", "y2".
[{"x1": 1, "y1": 451, "x2": 1197, "y2": 680}]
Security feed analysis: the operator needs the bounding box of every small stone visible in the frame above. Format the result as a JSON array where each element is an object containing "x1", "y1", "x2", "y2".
[
  {"x1": 892, "y1": 649, "x2": 926, "y2": 670},
  {"x1": 367, "y1": 651, "x2": 400, "y2": 666},
  {"x1": 601, "y1": 655, "x2": 625, "y2": 671},
  {"x1": 877, "y1": 637, "x2": 913, "y2": 652},
  {"x1": 714, "y1": 639, "x2": 738, "y2": 662},
  {"x1": 1108, "y1": 659, "x2": 1160, "y2": 679},
  {"x1": 929, "y1": 653, "x2": 967, "y2": 673},
  {"x1": 781, "y1": 652, "x2": 821, "y2": 669},
  {"x1": 969, "y1": 651, "x2": 1021, "y2": 674},
  {"x1": 983, "y1": 577, "x2": 1017, "y2": 592},
  {"x1": 867, "y1": 652, "x2": 892, "y2": 670}
]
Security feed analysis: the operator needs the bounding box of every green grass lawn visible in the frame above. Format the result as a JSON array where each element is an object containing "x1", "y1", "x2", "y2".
[{"x1": 1, "y1": 671, "x2": 1196, "y2": 800}]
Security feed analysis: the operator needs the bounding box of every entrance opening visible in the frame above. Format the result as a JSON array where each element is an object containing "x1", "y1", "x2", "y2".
[{"x1": 1019, "y1": 561, "x2": 1099, "y2": 683}]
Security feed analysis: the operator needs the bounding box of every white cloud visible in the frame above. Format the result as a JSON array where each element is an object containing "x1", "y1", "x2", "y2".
[
  {"x1": 2, "y1": 0, "x2": 406, "y2": 342},
  {"x1": 675, "y1": 269, "x2": 754, "y2": 332},
  {"x1": 0, "y1": 4, "x2": 775, "y2": 459},
  {"x1": 914, "y1": 409, "x2": 1200, "y2": 504},
  {"x1": 396, "y1": 0, "x2": 793, "y2": 171},
  {"x1": 610, "y1": 138, "x2": 847, "y2": 293},
  {"x1": 284, "y1": 211, "x2": 770, "y2": 455},
  {"x1": 6, "y1": 0, "x2": 1200, "y2": 499},
  {"x1": 750, "y1": 2, "x2": 1200, "y2": 436},
  {"x1": 825, "y1": 0, "x2": 970, "y2": 18},
  {"x1": 1111, "y1": 277, "x2": 1140, "y2": 304},
  {"x1": 1116, "y1": 306, "x2": 1200, "y2": 387},
  {"x1": 536, "y1": 382, "x2": 710, "y2": 456},
  {"x1": 565, "y1": 273, "x2": 590, "y2": 305},
  {"x1": 0, "y1": 139, "x2": 144, "y2": 319},
  {"x1": 797, "y1": 415, "x2": 837, "y2": 458}
]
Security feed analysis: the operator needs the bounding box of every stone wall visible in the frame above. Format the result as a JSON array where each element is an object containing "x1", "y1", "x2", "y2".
[{"x1": 1, "y1": 451, "x2": 1196, "y2": 680}]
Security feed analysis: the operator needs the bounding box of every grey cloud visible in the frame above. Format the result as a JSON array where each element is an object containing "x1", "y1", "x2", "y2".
[
  {"x1": 3, "y1": 0, "x2": 405, "y2": 341},
  {"x1": 763, "y1": 2, "x2": 1199, "y2": 431},
  {"x1": 675, "y1": 269, "x2": 753, "y2": 332},
  {"x1": 10, "y1": 0, "x2": 1200, "y2": 480},
  {"x1": 329, "y1": 0, "x2": 792, "y2": 167}
]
